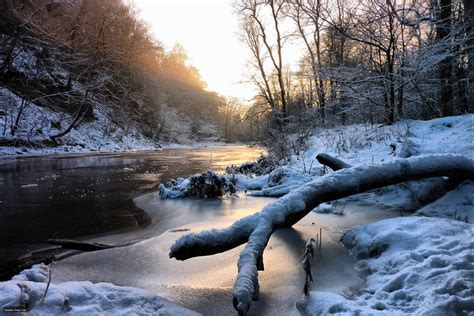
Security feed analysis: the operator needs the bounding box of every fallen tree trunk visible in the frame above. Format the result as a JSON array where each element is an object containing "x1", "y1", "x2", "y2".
[
  {"x1": 47, "y1": 239, "x2": 114, "y2": 252},
  {"x1": 316, "y1": 153, "x2": 352, "y2": 170},
  {"x1": 316, "y1": 153, "x2": 464, "y2": 209},
  {"x1": 169, "y1": 155, "x2": 474, "y2": 315}
]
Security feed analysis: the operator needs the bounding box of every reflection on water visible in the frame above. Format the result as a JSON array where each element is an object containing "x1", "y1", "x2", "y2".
[
  {"x1": 0, "y1": 146, "x2": 263, "y2": 279},
  {"x1": 52, "y1": 194, "x2": 405, "y2": 316}
]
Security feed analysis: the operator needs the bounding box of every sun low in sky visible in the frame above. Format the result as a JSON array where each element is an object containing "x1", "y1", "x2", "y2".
[{"x1": 133, "y1": 0, "x2": 255, "y2": 101}]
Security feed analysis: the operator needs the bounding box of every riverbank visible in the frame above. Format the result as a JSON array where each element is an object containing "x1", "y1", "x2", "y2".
[
  {"x1": 0, "y1": 86, "x2": 253, "y2": 158},
  {"x1": 0, "y1": 140, "x2": 255, "y2": 158}
]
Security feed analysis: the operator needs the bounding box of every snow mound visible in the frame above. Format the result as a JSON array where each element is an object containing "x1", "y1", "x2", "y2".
[
  {"x1": 226, "y1": 156, "x2": 278, "y2": 176},
  {"x1": 298, "y1": 217, "x2": 474, "y2": 315},
  {"x1": 0, "y1": 264, "x2": 199, "y2": 315},
  {"x1": 158, "y1": 171, "x2": 237, "y2": 199}
]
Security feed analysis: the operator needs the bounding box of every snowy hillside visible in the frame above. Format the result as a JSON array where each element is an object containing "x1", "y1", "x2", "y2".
[
  {"x1": 0, "y1": 88, "x2": 159, "y2": 155},
  {"x1": 0, "y1": 86, "x2": 224, "y2": 156}
]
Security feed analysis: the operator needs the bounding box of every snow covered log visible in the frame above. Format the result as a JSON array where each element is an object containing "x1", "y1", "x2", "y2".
[
  {"x1": 316, "y1": 153, "x2": 352, "y2": 170},
  {"x1": 169, "y1": 154, "x2": 474, "y2": 315}
]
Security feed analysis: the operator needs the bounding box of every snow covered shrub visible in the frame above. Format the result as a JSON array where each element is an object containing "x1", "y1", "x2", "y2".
[
  {"x1": 396, "y1": 139, "x2": 419, "y2": 158},
  {"x1": 291, "y1": 132, "x2": 311, "y2": 156},
  {"x1": 187, "y1": 171, "x2": 236, "y2": 198},
  {"x1": 318, "y1": 127, "x2": 372, "y2": 154},
  {"x1": 159, "y1": 171, "x2": 237, "y2": 199},
  {"x1": 267, "y1": 168, "x2": 286, "y2": 187},
  {"x1": 261, "y1": 127, "x2": 313, "y2": 164}
]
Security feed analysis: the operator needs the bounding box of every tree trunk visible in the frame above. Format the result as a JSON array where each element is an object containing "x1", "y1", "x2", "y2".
[
  {"x1": 464, "y1": 0, "x2": 474, "y2": 86},
  {"x1": 386, "y1": 50, "x2": 396, "y2": 123},
  {"x1": 169, "y1": 154, "x2": 473, "y2": 315},
  {"x1": 49, "y1": 89, "x2": 90, "y2": 141},
  {"x1": 437, "y1": 0, "x2": 453, "y2": 116}
]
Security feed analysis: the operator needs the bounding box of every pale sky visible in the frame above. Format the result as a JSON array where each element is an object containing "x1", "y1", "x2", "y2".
[
  {"x1": 132, "y1": 0, "x2": 255, "y2": 101},
  {"x1": 132, "y1": 0, "x2": 305, "y2": 102}
]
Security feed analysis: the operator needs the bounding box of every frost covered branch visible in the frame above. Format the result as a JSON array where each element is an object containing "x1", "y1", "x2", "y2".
[{"x1": 169, "y1": 154, "x2": 474, "y2": 315}]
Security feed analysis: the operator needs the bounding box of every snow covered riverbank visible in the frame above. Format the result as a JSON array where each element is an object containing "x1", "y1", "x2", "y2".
[
  {"x1": 0, "y1": 264, "x2": 198, "y2": 315},
  {"x1": 0, "y1": 87, "x2": 243, "y2": 157},
  {"x1": 158, "y1": 114, "x2": 473, "y2": 314},
  {"x1": 0, "y1": 141, "x2": 248, "y2": 158},
  {"x1": 298, "y1": 217, "x2": 473, "y2": 315},
  {"x1": 160, "y1": 114, "x2": 473, "y2": 219}
]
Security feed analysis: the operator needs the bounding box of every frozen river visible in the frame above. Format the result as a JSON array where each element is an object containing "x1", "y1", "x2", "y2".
[
  {"x1": 0, "y1": 146, "x2": 263, "y2": 280},
  {"x1": 51, "y1": 195, "x2": 405, "y2": 315}
]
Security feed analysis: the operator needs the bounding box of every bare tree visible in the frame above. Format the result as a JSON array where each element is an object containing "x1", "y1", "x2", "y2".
[
  {"x1": 241, "y1": 17, "x2": 277, "y2": 110},
  {"x1": 288, "y1": 0, "x2": 327, "y2": 120},
  {"x1": 236, "y1": 0, "x2": 288, "y2": 119}
]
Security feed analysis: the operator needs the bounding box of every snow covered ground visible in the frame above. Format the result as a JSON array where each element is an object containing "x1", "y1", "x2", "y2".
[
  {"x1": 305, "y1": 115, "x2": 473, "y2": 215},
  {"x1": 416, "y1": 181, "x2": 473, "y2": 221},
  {"x1": 291, "y1": 115, "x2": 473, "y2": 315},
  {"x1": 297, "y1": 217, "x2": 473, "y2": 315},
  {"x1": 277, "y1": 115, "x2": 472, "y2": 216},
  {"x1": 0, "y1": 264, "x2": 198, "y2": 315}
]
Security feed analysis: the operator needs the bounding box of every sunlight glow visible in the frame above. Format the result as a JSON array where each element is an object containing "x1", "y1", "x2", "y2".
[{"x1": 133, "y1": 0, "x2": 255, "y2": 101}]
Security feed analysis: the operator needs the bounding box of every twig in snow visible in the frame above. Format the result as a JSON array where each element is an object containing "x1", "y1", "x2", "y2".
[{"x1": 40, "y1": 268, "x2": 52, "y2": 304}]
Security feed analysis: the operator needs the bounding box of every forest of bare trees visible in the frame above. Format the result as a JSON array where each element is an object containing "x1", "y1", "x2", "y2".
[
  {"x1": 0, "y1": 0, "x2": 235, "y2": 147},
  {"x1": 235, "y1": 0, "x2": 473, "y2": 138}
]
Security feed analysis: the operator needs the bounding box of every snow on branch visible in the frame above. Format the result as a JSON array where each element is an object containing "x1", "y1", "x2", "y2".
[{"x1": 169, "y1": 154, "x2": 474, "y2": 315}]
